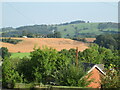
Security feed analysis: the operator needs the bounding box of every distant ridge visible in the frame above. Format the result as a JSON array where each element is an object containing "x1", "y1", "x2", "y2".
[{"x1": 1, "y1": 20, "x2": 119, "y2": 38}]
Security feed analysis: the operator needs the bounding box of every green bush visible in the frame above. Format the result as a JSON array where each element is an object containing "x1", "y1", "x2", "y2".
[
  {"x1": 101, "y1": 64, "x2": 120, "y2": 88},
  {"x1": 2, "y1": 58, "x2": 23, "y2": 88},
  {"x1": 0, "y1": 47, "x2": 11, "y2": 59},
  {"x1": 1, "y1": 38, "x2": 22, "y2": 44},
  {"x1": 55, "y1": 65, "x2": 91, "y2": 87}
]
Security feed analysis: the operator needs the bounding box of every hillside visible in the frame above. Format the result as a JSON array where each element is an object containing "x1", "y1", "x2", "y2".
[
  {"x1": 57, "y1": 23, "x2": 118, "y2": 38},
  {"x1": 1, "y1": 20, "x2": 118, "y2": 38},
  {"x1": 0, "y1": 38, "x2": 88, "y2": 53}
]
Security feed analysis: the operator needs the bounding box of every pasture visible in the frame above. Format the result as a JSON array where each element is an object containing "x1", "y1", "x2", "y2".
[
  {"x1": 57, "y1": 23, "x2": 118, "y2": 38},
  {"x1": 10, "y1": 52, "x2": 30, "y2": 58}
]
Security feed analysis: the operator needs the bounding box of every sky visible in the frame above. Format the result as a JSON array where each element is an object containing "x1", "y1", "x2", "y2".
[{"x1": 1, "y1": 2, "x2": 118, "y2": 28}]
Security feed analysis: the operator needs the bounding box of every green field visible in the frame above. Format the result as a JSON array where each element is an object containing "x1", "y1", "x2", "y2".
[
  {"x1": 57, "y1": 23, "x2": 118, "y2": 38},
  {"x1": 1, "y1": 22, "x2": 118, "y2": 38},
  {"x1": 11, "y1": 52, "x2": 30, "y2": 58}
]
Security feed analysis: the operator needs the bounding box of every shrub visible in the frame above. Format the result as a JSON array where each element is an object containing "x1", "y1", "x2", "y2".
[{"x1": 1, "y1": 38, "x2": 22, "y2": 44}]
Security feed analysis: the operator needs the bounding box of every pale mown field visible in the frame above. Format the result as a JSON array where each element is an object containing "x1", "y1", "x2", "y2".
[{"x1": 0, "y1": 38, "x2": 90, "y2": 53}]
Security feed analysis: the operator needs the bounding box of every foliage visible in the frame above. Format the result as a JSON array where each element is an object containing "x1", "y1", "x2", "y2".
[
  {"x1": 55, "y1": 64, "x2": 91, "y2": 87},
  {"x1": 30, "y1": 47, "x2": 69, "y2": 84},
  {"x1": 2, "y1": 27, "x2": 16, "y2": 32},
  {"x1": 72, "y1": 37, "x2": 87, "y2": 43},
  {"x1": 1, "y1": 21, "x2": 118, "y2": 38},
  {"x1": 0, "y1": 47, "x2": 11, "y2": 59},
  {"x1": 94, "y1": 34, "x2": 120, "y2": 50},
  {"x1": 58, "y1": 45, "x2": 120, "y2": 87},
  {"x1": 57, "y1": 22, "x2": 118, "y2": 38},
  {"x1": 79, "y1": 44, "x2": 113, "y2": 64},
  {"x1": 2, "y1": 25, "x2": 57, "y2": 37},
  {"x1": 59, "y1": 48, "x2": 76, "y2": 65},
  {"x1": 79, "y1": 44, "x2": 101, "y2": 64},
  {"x1": 2, "y1": 44, "x2": 120, "y2": 88},
  {"x1": 17, "y1": 47, "x2": 70, "y2": 84},
  {"x1": 59, "y1": 44, "x2": 106, "y2": 64},
  {"x1": 80, "y1": 44, "x2": 120, "y2": 68},
  {"x1": 97, "y1": 22, "x2": 118, "y2": 29},
  {"x1": 15, "y1": 47, "x2": 92, "y2": 87},
  {"x1": 101, "y1": 64, "x2": 120, "y2": 88},
  {"x1": 17, "y1": 57, "x2": 32, "y2": 83},
  {"x1": 2, "y1": 58, "x2": 23, "y2": 88},
  {"x1": 1, "y1": 38, "x2": 22, "y2": 44},
  {"x1": 47, "y1": 31, "x2": 61, "y2": 38},
  {"x1": 59, "y1": 44, "x2": 120, "y2": 69}
]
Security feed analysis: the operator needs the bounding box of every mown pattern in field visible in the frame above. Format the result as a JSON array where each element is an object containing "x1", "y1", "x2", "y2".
[{"x1": 1, "y1": 38, "x2": 88, "y2": 53}]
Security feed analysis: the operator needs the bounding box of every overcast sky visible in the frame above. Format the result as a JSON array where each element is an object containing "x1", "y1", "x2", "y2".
[{"x1": 2, "y1": 2, "x2": 118, "y2": 28}]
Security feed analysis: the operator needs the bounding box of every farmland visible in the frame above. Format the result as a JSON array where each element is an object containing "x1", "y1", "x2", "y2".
[
  {"x1": 1, "y1": 22, "x2": 118, "y2": 38},
  {"x1": 57, "y1": 23, "x2": 118, "y2": 38},
  {"x1": 0, "y1": 38, "x2": 89, "y2": 53},
  {"x1": 1, "y1": 2, "x2": 119, "y2": 88},
  {"x1": 10, "y1": 52, "x2": 30, "y2": 58},
  {"x1": 57, "y1": 23, "x2": 100, "y2": 37}
]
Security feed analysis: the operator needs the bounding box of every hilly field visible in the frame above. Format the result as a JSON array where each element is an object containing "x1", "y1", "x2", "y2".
[
  {"x1": 57, "y1": 22, "x2": 118, "y2": 38},
  {"x1": 0, "y1": 38, "x2": 89, "y2": 53},
  {"x1": 1, "y1": 21, "x2": 118, "y2": 38}
]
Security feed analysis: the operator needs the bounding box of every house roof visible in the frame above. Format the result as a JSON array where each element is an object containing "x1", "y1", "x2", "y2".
[
  {"x1": 82, "y1": 63, "x2": 95, "y2": 70},
  {"x1": 87, "y1": 64, "x2": 106, "y2": 75},
  {"x1": 82, "y1": 63, "x2": 105, "y2": 75},
  {"x1": 96, "y1": 64, "x2": 104, "y2": 70}
]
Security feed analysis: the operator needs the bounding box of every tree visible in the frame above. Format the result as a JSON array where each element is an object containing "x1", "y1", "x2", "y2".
[
  {"x1": 17, "y1": 57, "x2": 32, "y2": 83},
  {"x1": 64, "y1": 29, "x2": 67, "y2": 31},
  {"x1": 59, "y1": 48, "x2": 76, "y2": 65},
  {"x1": 2, "y1": 58, "x2": 23, "y2": 88},
  {"x1": 79, "y1": 44, "x2": 103, "y2": 64},
  {"x1": 74, "y1": 27, "x2": 78, "y2": 30},
  {"x1": 47, "y1": 31, "x2": 61, "y2": 38},
  {"x1": 101, "y1": 64, "x2": 120, "y2": 88},
  {"x1": 55, "y1": 64, "x2": 91, "y2": 87},
  {"x1": 22, "y1": 30, "x2": 28, "y2": 36},
  {"x1": 27, "y1": 33, "x2": 34, "y2": 38},
  {"x1": 79, "y1": 43, "x2": 118, "y2": 66},
  {"x1": 0, "y1": 47, "x2": 11, "y2": 59},
  {"x1": 28, "y1": 47, "x2": 69, "y2": 84},
  {"x1": 1, "y1": 38, "x2": 22, "y2": 44},
  {"x1": 54, "y1": 31, "x2": 61, "y2": 38},
  {"x1": 94, "y1": 34, "x2": 119, "y2": 50}
]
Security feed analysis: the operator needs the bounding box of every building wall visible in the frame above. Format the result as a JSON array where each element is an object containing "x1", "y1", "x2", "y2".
[{"x1": 87, "y1": 67, "x2": 104, "y2": 88}]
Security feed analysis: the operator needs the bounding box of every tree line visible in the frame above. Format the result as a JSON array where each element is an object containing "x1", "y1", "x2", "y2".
[
  {"x1": 1, "y1": 22, "x2": 118, "y2": 38},
  {"x1": 1, "y1": 43, "x2": 120, "y2": 88},
  {"x1": 2, "y1": 47, "x2": 90, "y2": 88},
  {"x1": 94, "y1": 34, "x2": 120, "y2": 50},
  {"x1": 0, "y1": 38, "x2": 22, "y2": 44}
]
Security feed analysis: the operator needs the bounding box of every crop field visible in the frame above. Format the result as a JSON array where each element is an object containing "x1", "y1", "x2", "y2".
[
  {"x1": 85, "y1": 38, "x2": 96, "y2": 42},
  {"x1": 0, "y1": 38, "x2": 89, "y2": 53}
]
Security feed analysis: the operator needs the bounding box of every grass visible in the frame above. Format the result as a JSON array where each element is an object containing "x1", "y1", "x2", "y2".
[
  {"x1": 51, "y1": 86, "x2": 86, "y2": 88},
  {"x1": 15, "y1": 83, "x2": 34, "y2": 88},
  {"x1": 57, "y1": 23, "x2": 117, "y2": 38},
  {"x1": 15, "y1": 83, "x2": 86, "y2": 89},
  {"x1": 11, "y1": 52, "x2": 30, "y2": 58}
]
